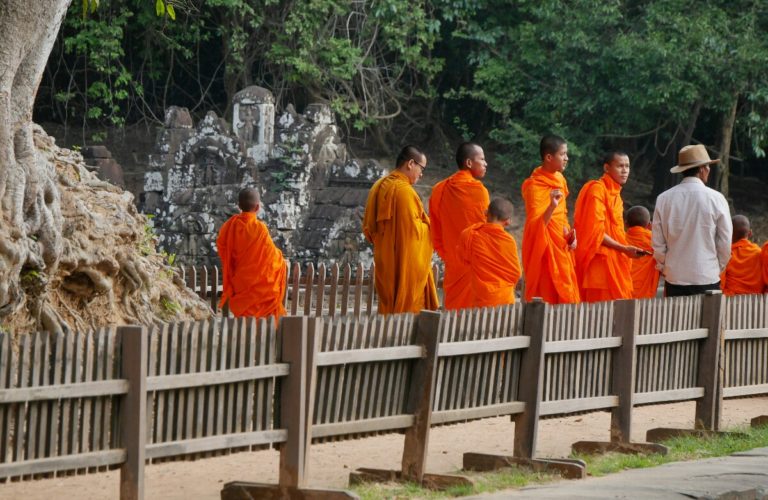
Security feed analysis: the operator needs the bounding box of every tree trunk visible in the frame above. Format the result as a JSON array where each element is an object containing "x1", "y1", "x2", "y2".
[
  {"x1": 652, "y1": 101, "x2": 702, "y2": 198},
  {"x1": 0, "y1": 0, "x2": 71, "y2": 324},
  {"x1": 0, "y1": 2, "x2": 213, "y2": 333},
  {"x1": 710, "y1": 94, "x2": 739, "y2": 199}
]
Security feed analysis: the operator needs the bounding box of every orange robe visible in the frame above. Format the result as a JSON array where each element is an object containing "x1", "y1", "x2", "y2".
[
  {"x1": 521, "y1": 167, "x2": 580, "y2": 304},
  {"x1": 763, "y1": 242, "x2": 768, "y2": 292},
  {"x1": 363, "y1": 170, "x2": 439, "y2": 314},
  {"x1": 460, "y1": 222, "x2": 521, "y2": 307},
  {"x1": 217, "y1": 212, "x2": 287, "y2": 318},
  {"x1": 429, "y1": 169, "x2": 490, "y2": 310},
  {"x1": 626, "y1": 226, "x2": 659, "y2": 299},
  {"x1": 573, "y1": 174, "x2": 633, "y2": 302},
  {"x1": 721, "y1": 239, "x2": 763, "y2": 296}
]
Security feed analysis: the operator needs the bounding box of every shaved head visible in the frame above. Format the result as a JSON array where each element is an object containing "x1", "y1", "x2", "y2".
[
  {"x1": 238, "y1": 187, "x2": 260, "y2": 212},
  {"x1": 732, "y1": 214, "x2": 751, "y2": 241},
  {"x1": 488, "y1": 198, "x2": 514, "y2": 223},
  {"x1": 626, "y1": 205, "x2": 650, "y2": 228},
  {"x1": 540, "y1": 134, "x2": 566, "y2": 159}
]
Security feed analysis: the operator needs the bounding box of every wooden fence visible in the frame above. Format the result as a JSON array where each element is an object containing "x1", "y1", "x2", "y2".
[
  {"x1": 179, "y1": 261, "x2": 443, "y2": 317},
  {"x1": 1, "y1": 292, "x2": 767, "y2": 499}
]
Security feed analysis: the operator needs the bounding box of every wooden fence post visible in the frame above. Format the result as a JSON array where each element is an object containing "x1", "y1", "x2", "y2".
[
  {"x1": 401, "y1": 310, "x2": 441, "y2": 482},
  {"x1": 571, "y1": 300, "x2": 666, "y2": 455},
  {"x1": 513, "y1": 299, "x2": 546, "y2": 459},
  {"x1": 609, "y1": 299, "x2": 637, "y2": 443},
  {"x1": 222, "y1": 316, "x2": 356, "y2": 499},
  {"x1": 278, "y1": 316, "x2": 311, "y2": 488},
  {"x1": 463, "y1": 299, "x2": 585, "y2": 479},
  {"x1": 647, "y1": 291, "x2": 736, "y2": 443},
  {"x1": 350, "y1": 311, "x2": 471, "y2": 490},
  {"x1": 696, "y1": 291, "x2": 725, "y2": 431},
  {"x1": 118, "y1": 326, "x2": 147, "y2": 500}
]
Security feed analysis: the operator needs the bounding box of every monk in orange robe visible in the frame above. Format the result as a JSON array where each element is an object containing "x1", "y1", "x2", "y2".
[
  {"x1": 217, "y1": 188, "x2": 287, "y2": 319},
  {"x1": 721, "y1": 215, "x2": 763, "y2": 296},
  {"x1": 625, "y1": 205, "x2": 660, "y2": 299},
  {"x1": 459, "y1": 198, "x2": 521, "y2": 307},
  {"x1": 363, "y1": 145, "x2": 439, "y2": 314},
  {"x1": 763, "y1": 241, "x2": 768, "y2": 292},
  {"x1": 574, "y1": 152, "x2": 646, "y2": 302},
  {"x1": 521, "y1": 135, "x2": 580, "y2": 304},
  {"x1": 429, "y1": 142, "x2": 490, "y2": 309}
]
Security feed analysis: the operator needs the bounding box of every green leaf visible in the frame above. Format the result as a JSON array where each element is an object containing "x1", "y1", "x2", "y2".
[
  {"x1": 155, "y1": 0, "x2": 164, "y2": 17},
  {"x1": 166, "y1": 4, "x2": 176, "y2": 21}
]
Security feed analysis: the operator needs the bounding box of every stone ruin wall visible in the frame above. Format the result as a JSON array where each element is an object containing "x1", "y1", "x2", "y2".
[{"x1": 139, "y1": 86, "x2": 382, "y2": 268}]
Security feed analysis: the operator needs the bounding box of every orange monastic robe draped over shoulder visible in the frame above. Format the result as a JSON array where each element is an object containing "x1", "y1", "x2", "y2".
[
  {"x1": 217, "y1": 212, "x2": 287, "y2": 319},
  {"x1": 521, "y1": 167, "x2": 580, "y2": 304},
  {"x1": 460, "y1": 222, "x2": 521, "y2": 308},
  {"x1": 721, "y1": 239, "x2": 763, "y2": 296},
  {"x1": 573, "y1": 174, "x2": 633, "y2": 302},
  {"x1": 626, "y1": 226, "x2": 659, "y2": 299},
  {"x1": 363, "y1": 170, "x2": 439, "y2": 314},
  {"x1": 429, "y1": 169, "x2": 490, "y2": 310},
  {"x1": 763, "y1": 242, "x2": 768, "y2": 292}
]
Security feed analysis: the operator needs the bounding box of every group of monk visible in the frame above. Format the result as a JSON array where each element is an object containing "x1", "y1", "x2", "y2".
[{"x1": 216, "y1": 135, "x2": 768, "y2": 319}]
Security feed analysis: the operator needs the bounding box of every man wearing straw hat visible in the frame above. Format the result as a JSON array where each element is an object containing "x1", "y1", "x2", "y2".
[{"x1": 651, "y1": 145, "x2": 732, "y2": 297}]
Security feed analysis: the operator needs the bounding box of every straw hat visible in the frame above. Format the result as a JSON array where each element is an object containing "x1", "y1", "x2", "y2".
[{"x1": 670, "y1": 144, "x2": 720, "y2": 173}]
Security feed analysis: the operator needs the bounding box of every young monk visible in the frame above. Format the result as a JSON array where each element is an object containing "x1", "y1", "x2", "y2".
[
  {"x1": 625, "y1": 205, "x2": 660, "y2": 299},
  {"x1": 459, "y1": 198, "x2": 521, "y2": 307},
  {"x1": 429, "y1": 142, "x2": 490, "y2": 309},
  {"x1": 721, "y1": 215, "x2": 763, "y2": 296},
  {"x1": 363, "y1": 145, "x2": 439, "y2": 314},
  {"x1": 521, "y1": 135, "x2": 580, "y2": 304},
  {"x1": 217, "y1": 187, "x2": 287, "y2": 319},
  {"x1": 574, "y1": 151, "x2": 646, "y2": 302}
]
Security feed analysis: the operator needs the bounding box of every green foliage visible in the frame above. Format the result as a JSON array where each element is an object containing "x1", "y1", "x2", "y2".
[
  {"x1": 159, "y1": 296, "x2": 182, "y2": 319},
  {"x1": 39, "y1": 0, "x2": 768, "y2": 176},
  {"x1": 449, "y1": 0, "x2": 768, "y2": 179},
  {"x1": 352, "y1": 468, "x2": 555, "y2": 499},
  {"x1": 139, "y1": 215, "x2": 156, "y2": 256}
]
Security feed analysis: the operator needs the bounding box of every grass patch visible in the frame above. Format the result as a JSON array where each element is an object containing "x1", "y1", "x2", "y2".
[
  {"x1": 575, "y1": 424, "x2": 768, "y2": 477},
  {"x1": 350, "y1": 424, "x2": 768, "y2": 498},
  {"x1": 352, "y1": 468, "x2": 556, "y2": 499}
]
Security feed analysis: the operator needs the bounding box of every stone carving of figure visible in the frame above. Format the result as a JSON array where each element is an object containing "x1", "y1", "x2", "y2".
[
  {"x1": 195, "y1": 150, "x2": 224, "y2": 186},
  {"x1": 237, "y1": 102, "x2": 260, "y2": 145}
]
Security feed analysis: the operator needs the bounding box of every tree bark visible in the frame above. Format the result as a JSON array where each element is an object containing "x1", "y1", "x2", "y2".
[
  {"x1": 0, "y1": 0, "x2": 71, "y2": 321},
  {"x1": 710, "y1": 94, "x2": 739, "y2": 199},
  {"x1": 652, "y1": 101, "x2": 702, "y2": 198}
]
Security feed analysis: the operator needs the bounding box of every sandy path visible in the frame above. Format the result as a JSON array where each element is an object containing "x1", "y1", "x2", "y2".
[{"x1": 1, "y1": 398, "x2": 766, "y2": 499}]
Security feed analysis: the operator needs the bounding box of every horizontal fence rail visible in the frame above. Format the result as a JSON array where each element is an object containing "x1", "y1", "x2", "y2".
[
  {"x1": 1, "y1": 291, "x2": 767, "y2": 498},
  {"x1": 179, "y1": 261, "x2": 443, "y2": 318},
  {"x1": 723, "y1": 294, "x2": 768, "y2": 398}
]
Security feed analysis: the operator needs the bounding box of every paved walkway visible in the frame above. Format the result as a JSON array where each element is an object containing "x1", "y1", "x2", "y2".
[{"x1": 471, "y1": 447, "x2": 768, "y2": 499}]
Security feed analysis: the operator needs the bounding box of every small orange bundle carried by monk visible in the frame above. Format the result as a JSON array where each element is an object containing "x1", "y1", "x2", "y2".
[
  {"x1": 721, "y1": 215, "x2": 763, "y2": 296},
  {"x1": 459, "y1": 198, "x2": 521, "y2": 308},
  {"x1": 625, "y1": 205, "x2": 660, "y2": 299},
  {"x1": 217, "y1": 187, "x2": 287, "y2": 319}
]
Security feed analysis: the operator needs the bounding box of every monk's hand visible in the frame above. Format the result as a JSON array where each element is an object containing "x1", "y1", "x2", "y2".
[
  {"x1": 564, "y1": 227, "x2": 577, "y2": 250},
  {"x1": 624, "y1": 245, "x2": 647, "y2": 259},
  {"x1": 549, "y1": 189, "x2": 564, "y2": 207}
]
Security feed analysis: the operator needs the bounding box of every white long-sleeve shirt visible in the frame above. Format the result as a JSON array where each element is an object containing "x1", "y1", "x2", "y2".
[{"x1": 652, "y1": 177, "x2": 732, "y2": 286}]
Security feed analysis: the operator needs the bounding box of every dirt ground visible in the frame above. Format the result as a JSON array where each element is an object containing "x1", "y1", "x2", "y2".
[{"x1": 2, "y1": 397, "x2": 766, "y2": 499}]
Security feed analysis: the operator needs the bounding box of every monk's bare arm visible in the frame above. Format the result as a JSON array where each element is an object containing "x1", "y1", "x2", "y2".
[
  {"x1": 542, "y1": 189, "x2": 563, "y2": 226},
  {"x1": 602, "y1": 234, "x2": 646, "y2": 258}
]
